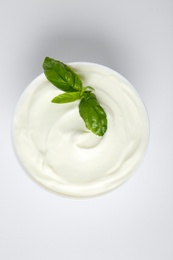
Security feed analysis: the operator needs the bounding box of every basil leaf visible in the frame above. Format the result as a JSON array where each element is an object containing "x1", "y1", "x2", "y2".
[
  {"x1": 79, "y1": 92, "x2": 107, "y2": 136},
  {"x1": 43, "y1": 57, "x2": 83, "y2": 92},
  {"x1": 52, "y1": 92, "x2": 81, "y2": 103}
]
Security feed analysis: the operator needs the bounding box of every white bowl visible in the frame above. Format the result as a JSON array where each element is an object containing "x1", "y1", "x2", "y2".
[{"x1": 12, "y1": 62, "x2": 149, "y2": 198}]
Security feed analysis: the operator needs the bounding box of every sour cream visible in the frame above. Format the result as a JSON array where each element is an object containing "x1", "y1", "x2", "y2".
[{"x1": 12, "y1": 62, "x2": 149, "y2": 198}]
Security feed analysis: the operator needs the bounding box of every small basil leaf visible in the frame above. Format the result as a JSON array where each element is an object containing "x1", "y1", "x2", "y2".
[
  {"x1": 79, "y1": 92, "x2": 107, "y2": 136},
  {"x1": 43, "y1": 57, "x2": 83, "y2": 92},
  {"x1": 52, "y1": 92, "x2": 81, "y2": 103}
]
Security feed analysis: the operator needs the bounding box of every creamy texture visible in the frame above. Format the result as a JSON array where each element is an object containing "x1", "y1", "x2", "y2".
[{"x1": 12, "y1": 63, "x2": 149, "y2": 197}]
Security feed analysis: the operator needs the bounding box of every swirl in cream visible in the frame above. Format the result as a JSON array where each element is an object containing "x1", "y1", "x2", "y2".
[{"x1": 12, "y1": 63, "x2": 149, "y2": 197}]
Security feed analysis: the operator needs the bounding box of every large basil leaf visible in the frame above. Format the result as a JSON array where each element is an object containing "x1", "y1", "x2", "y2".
[
  {"x1": 79, "y1": 92, "x2": 107, "y2": 136},
  {"x1": 43, "y1": 57, "x2": 83, "y2": 92}
]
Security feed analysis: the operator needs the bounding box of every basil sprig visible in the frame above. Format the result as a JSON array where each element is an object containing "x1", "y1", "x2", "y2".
[{"x1": 43, "y1": 57, "x2": 107, "y2": 136}]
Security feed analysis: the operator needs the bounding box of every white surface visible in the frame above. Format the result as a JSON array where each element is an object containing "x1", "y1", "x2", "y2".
[{"x1": 0, "y1": 0, "x2": 173, "y2": 259}]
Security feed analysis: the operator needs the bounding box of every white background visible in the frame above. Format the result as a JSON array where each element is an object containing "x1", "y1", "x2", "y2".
[{"x1": 1, "y1": 0, "x2": 173, "y2": 259}]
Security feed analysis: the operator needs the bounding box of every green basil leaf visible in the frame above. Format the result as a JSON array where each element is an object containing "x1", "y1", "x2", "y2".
[
  {"x1": 43, "y1": 57, "x2": 83, "y2": 92},
  {"x1": 52, "y1": 92, "x2": 81, "y2": 103},
  {"x1": 79, "y1": 92, "x2": 107, "y2": 136}
]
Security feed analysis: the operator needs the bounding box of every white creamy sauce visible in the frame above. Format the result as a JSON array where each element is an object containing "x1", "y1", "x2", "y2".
[{"x1": 12, "y1": 63, "x2": 149, "y2": 197}]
